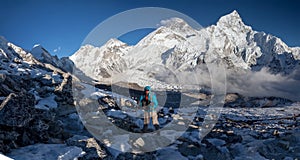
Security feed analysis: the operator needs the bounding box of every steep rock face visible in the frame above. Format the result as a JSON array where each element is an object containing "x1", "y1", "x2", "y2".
[{"x1": 252, "y1": 32, "x2": 299, "y2": 74}]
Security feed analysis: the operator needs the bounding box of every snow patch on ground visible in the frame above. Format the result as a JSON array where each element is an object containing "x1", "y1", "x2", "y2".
[
  {"x1": 7, "y1": 144, "x2": 85, "y2": 160},
  {"x1": 0, "y1": 154, "x2": 13, "y2": 160}
]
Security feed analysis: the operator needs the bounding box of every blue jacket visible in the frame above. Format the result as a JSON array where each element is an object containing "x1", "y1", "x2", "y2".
[{"x1": 139, "y1": 91, "x2": 158, "y2": 112}]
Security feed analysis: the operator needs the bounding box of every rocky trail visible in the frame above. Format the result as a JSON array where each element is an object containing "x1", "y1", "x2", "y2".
[
  {"x1": 0, "y1": 65, "x2": 299, "y2": 159},
  {"x1": 6, "y1": 79, "x2": 299, "y2": 159}
]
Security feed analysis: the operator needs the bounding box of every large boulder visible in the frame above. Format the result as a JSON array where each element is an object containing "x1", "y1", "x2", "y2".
[
  {"x1": 0, "y1": 91, "x2": 66, "y2": 153},
  {"x1": 0, "y1": 92, "x2": 35, "y2": 127}
]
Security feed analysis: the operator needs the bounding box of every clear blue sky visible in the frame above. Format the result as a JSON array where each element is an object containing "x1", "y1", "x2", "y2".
[{"x1": 0, "y1": 0, "x2": 299, "y2": 58}]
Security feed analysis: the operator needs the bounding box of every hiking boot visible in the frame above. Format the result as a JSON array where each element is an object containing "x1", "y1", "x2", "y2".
[
  {"x1": 154, "y1": 124, "x2": 160, "y2": 130},
  {"x1": 142, "y1": 124, "x2": 148, "y2": 132}
]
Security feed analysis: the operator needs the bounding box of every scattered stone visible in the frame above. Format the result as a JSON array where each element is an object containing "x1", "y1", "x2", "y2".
[{"x1": 258, "y1": 132, "x2": 300, "y2": 159}]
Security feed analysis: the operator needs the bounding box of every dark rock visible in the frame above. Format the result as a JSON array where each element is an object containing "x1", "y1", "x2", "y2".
[
  {"x1": 117, "y1": 152, "x2": 157, "y2": 160},
  {"x1": 21, "y1": 132, "x2": 34, "y2": 146},
  {"x1": 0, "y1": 84, "x2": 14, "y2": 96},
  {"x1": 59, "y1": 57, "x2": 74, "y2": 73},
  {"x1": 156, "y1": 148, "x2": 186, "y2": 160},
  {"x1": 0, "y1": 92, "x2": 35, "y2": 127},
  {"x1": 35, "y1": 86, "x2": 55, "y2": 98},
  {"x1": 54, "y1": 73, "x2": 73, "y2": 105},
  {"x1": 98, "y1": 96, "x2": 118, "y2": 108},
  {"x1": 201, "y1": 144, "x2": 231, "y2": 160},
  {"x1": 178, "y1": 142, "x2": 202, "y2": 157},
  {"x1": 0, "y1": 130, "x2": 19, "y2": 153},
  {"x1": 58, "y1": 113, "x2": 85, "y2": 135},
  {"x1": 0, "y1": 75, "x2": 18, "y2": 96},
  {"x1": 226, "y1": 134, "x2": 242, "y2": 144},
  {"x1": 3, "y1": 75, "x2": 22, "y2": 92},
  {"x1": 38, "y1": 75, "x2": 53, "y2": 86},
  {"x1": 258, "y1": 132, "x2": 300, "y2": 159},
  {"x1": 0, "y1": 91, "x2": 67, "y2": 153},
  {"x1": 55, "y1": 104, "x2": 76, "y2": 116},
  {"x1": 0, "y1": 140, "x2": 11, "y2": 153}
]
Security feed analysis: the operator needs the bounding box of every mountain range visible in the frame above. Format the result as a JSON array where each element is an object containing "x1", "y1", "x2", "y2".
[
  {"x1": 1, "y1": 10, "x2": 300, "y2": 89},
  {"x1": 70, "y1": 10, "x2": 300, "y2": 89}
]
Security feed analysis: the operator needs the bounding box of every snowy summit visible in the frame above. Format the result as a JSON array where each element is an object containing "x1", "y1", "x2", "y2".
[{"x1": 70, "y1": 10, "x2": 300, "y2": 88}]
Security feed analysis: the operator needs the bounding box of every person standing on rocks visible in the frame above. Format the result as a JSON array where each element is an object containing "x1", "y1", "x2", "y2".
[{"x1": 139, "y1": 86, "x2": 159, "y2": 132}]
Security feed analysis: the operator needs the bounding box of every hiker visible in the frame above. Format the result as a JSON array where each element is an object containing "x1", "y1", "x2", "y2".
[{"x1": 139, "y1": 86, "x2": 159, "y2": 131}]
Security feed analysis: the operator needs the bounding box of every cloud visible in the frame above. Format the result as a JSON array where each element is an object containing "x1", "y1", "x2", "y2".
[
  {"x1": 171, "y1": 64, "x2": 300, "y2": 101},
  {"x1": 53, "y1": 46, "x2": 61, "y2": 53},
  {"x1": 224, "y1": 67, "x2": 300, "y2": 101}
]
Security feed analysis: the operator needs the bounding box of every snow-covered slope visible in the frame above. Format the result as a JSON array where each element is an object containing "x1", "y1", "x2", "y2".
[
  {"x1": 207, "y1": 10, "x2": 300, "y2": 73},
  {"x1": 70, "y1": 39, "x2": 131, "y2": 79},
  {"x1": 70, "y1": 10, "x2": 300, "y2": 87}
]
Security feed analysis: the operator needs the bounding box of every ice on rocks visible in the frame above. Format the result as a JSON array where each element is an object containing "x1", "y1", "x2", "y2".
[
  {"x1": 34, "y1": 94, "x2": 57, "y2": 110},
  {"x1": 206, "y1": 138, "x2": 226, "y2": 146},
  {"x1": 107, "y1": 109, "x2": 127, "y2": 119}
]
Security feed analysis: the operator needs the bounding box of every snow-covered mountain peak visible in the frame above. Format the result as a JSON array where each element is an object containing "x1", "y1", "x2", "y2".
[
  {"x1": 70, "y1": 12, "x2": 300, "y2": 86},
  {"x1": 104, "y1": 38, "x2": 128, "y2": 48},
  {"x1": 160, "y1": 17, "x2": 189, "y2": 29},
  {"x1": 216, "y1": 10, "x2": 252, "y2": 31},
  {"x1": 33, "y1": 44, "x2": 42, "y2": 48},
  {"x1": 205, "y1": 10, "x2": 253, "y2": 54},
  {"x1": 134, "y1": 17, "x2": 199, "y2": 51},
  {"x1": 159, "y1": 17, "x2": 197, "y2": 36},
  {"x1": 217, "y1": 10, "x2": 242, "y2": 24}
]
